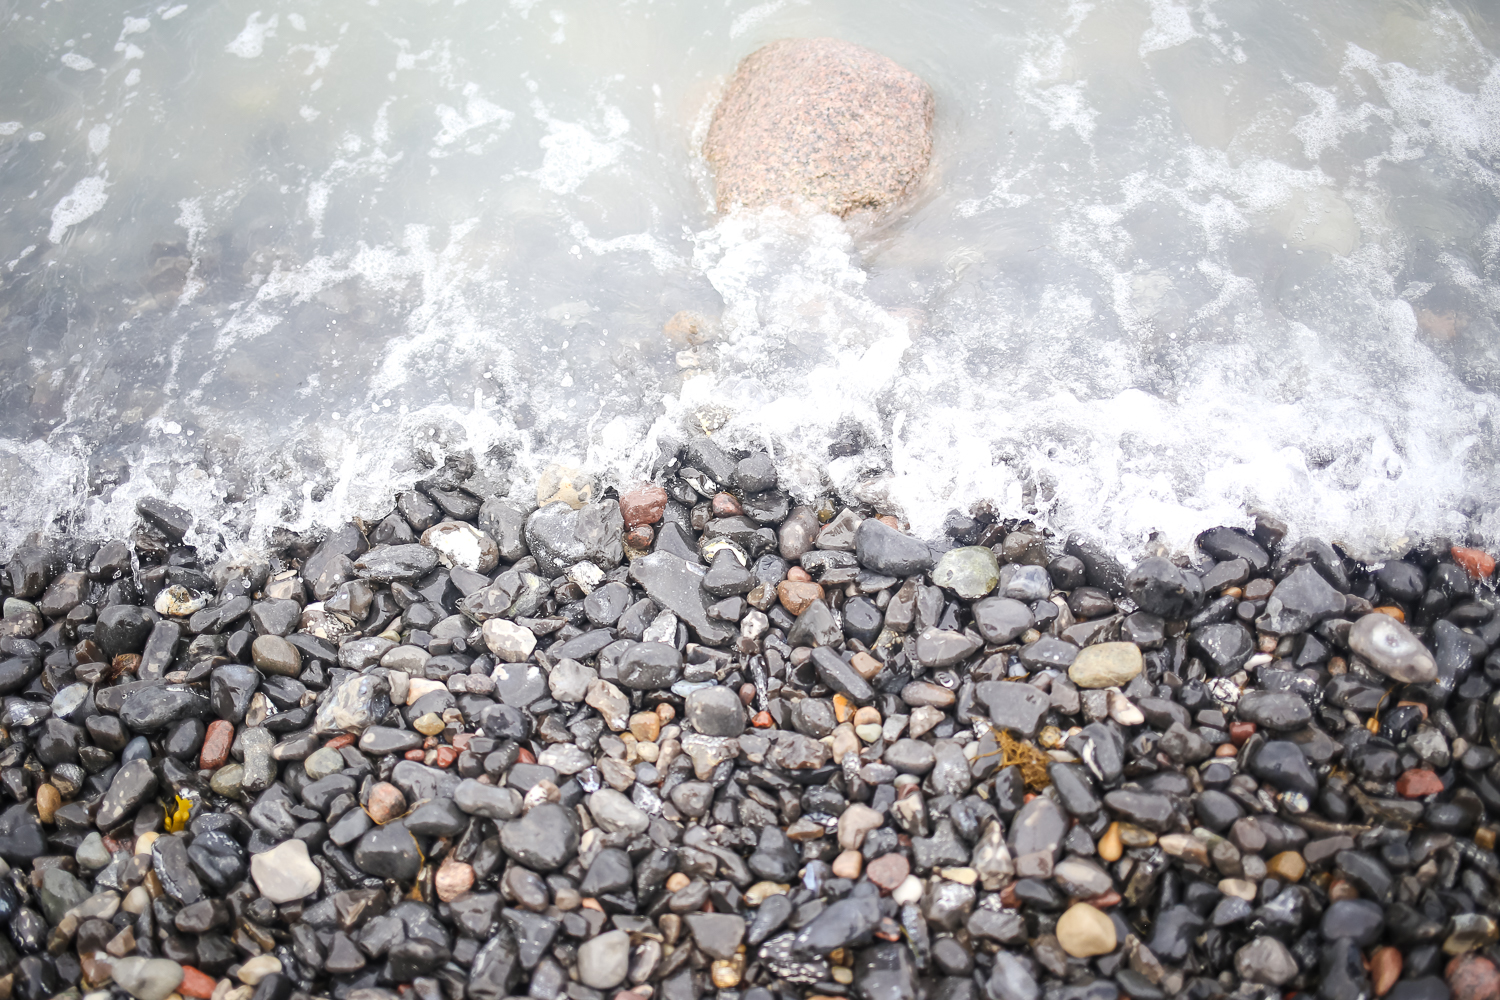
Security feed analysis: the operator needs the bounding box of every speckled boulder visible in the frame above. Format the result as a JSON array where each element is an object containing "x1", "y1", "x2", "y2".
[{"x1": 704, "y1": 38, "x2": 934, "y2": 218}]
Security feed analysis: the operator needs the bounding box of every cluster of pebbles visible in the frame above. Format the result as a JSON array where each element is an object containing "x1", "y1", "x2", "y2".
[{"x1": 2, "y1": 438, "x2": 1500, "y2": 1000}]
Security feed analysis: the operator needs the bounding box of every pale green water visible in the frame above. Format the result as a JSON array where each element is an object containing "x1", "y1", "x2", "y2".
[{"x1": 1, "y1": 0, "x2": 1497, "y2": 557}]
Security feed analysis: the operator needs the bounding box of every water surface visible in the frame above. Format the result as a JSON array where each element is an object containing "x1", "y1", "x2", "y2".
[{"x1": 2, "y1": 0, "x2": 1498, "y2": 558}]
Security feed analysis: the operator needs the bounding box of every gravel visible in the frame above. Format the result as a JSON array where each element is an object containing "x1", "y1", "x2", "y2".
[{"x1": 0, "y1": 448, "x2": 1498, "y2": 1000}]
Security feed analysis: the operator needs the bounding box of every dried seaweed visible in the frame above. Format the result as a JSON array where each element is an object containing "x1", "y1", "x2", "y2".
[{"x1": 996, "y1": 728, "x2": 1051, "y2": 790}]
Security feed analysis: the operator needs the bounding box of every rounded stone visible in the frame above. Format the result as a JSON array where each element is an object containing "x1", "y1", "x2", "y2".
[
  {"x1": 250, "y1": 635, "x2": 301, "y2": 677},
  {"x1": 931, "y1": 546, "x2": 1001, "y2": 599},
  {"x1": 704, "y1": 38, "x2": 934, "y2": 218},
  {"x1": 1266, "y1": 851, "x2": 1302, "y2": 881},
  {"x1": 236, "y1": 956, "x2": 283, "y2": 985},
  {"x1": 1448, "y1": 954, "x2": 1500, "y2": 1000},
  {"x1": 483, "y1": 618, "x2": 537, "y2": 663},
  {"x1": 1068, "y1": 642, "x2": 1144, "y2": 689},
  {"x1": 1348, "y1": 612, "x2": 1437, "y2": 683},
  {"x1": 435, "y1": 859, "x2": 476, "y2": 902},
  {"x1": 1234, "y1": 936, "x2": 1298, "y2": 986},
  {"x1": 1056, "y1": 902, "x2": 1116, "y2": 957},
  {"x1": 303, "y1": 747, "x2": 345, "y2": 780},
  {"x1": 575, "y1": 929, "x2": 630, "y2": 989},
  {"x1": 250, "y1": 839, "x2": 322, "y2": 904},
  {"x1": 110, "y1": 957, "x2": 185, "y2": 1000},
  {"x1": 685, "y1": 685, "x2": 746, "y2": 737}
]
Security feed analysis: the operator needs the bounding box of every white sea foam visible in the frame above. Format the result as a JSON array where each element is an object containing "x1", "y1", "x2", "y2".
[
  {"x1": 0, "y1": 0, "x2": 1497, "y2": 566},
  {"x1": 225, "y1": 12, "x2": 277, "y2": 58},
  {"x1": 48, "y1": 176, "x2": 110, "y2": 243}
]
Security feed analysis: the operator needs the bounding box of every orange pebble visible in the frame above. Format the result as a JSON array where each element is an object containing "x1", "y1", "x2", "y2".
[
  {"x1": 1452, "y1": 545, "x2": 1496, "y2": 580},
  {"x1": 325, "y1": 734, "x2": 356, "y2": 750},
  {"x1": 1373, "y1": 606, "x2": 1406, "y2": 622},
  {"x1": 178, "y1": 967, "x2": 216, "y2": 999}
]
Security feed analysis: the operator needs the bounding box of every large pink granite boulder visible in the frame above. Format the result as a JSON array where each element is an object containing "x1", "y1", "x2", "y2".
[{"x1": 704, "y1": 38, "x2": 935, "y2": 218}]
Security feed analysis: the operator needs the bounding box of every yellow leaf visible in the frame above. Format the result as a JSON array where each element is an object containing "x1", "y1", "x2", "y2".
[{"x1": 164, "y1": 794, "x2": 193, "y2": 833}]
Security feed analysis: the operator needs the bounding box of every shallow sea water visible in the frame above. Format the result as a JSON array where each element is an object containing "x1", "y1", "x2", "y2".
[{"x1": 1, "y1": 0, "x2": 1498, "y2": 560}]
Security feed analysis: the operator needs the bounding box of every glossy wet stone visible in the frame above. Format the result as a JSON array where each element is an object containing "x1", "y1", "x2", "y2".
[
  {"x1": 7, "y1": 463, "x2": 1500, "y2": 1000},
  {"x1": 1348, "y1": 612, "x2": 1438, "y2": 683}
]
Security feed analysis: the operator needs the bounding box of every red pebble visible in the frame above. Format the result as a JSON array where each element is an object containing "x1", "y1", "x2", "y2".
[
  {"x1": 451, "y1": 733, "x2": 472, "y2": 751},
  {"x1": 403, "y1": 749, "x2": 425, "y2": 761},
  {"x1": 786, "y1": 566, "x2": 811, "y2": 583},
  {"x1": 752, "y1": 711, "x2": 774, "y2": 728},
  {"x1": 1447, "y1": 954, "x2": 1500, "y2": 1000},
  {"x1": 711, "y1": 492, "x2": 743, "y2": 517},
  {"x1": 626, "y1": 525, "x2": 654, "y2": 549},
  {"x1": 1451, "y1": 546, "x2": 1496, "y2": 581},
  {"x1": 178, "y1": 967, "x2": 216, "y2": 999},
  {"x1": 865, "y1": 853, "x2": 910, "y2": 893},
  {"x1": 1228, "y1": 721, "x2": 1256, "y2": 746},
  {"x1": 434, "y1": 746, "x2": 459, "y2": 768},
  {"x1": 325, "y1": 734, "x2": 356, "y2": 750},
  {"x1": 516, "y1": 746, "x2": 536, "y2": 765},
  {"x1": 1086, "y1": 891, "x2": 1121, "y2": 909},
  {"x1": 200, "y1": 720, "x2": 234, "y2": 770},
  {"x1": 619, "y1": 484, "x2": 668, "y2": 528},
  {"x1": 1396, "y1": 768, "x2": 1444, "y2": 799}
]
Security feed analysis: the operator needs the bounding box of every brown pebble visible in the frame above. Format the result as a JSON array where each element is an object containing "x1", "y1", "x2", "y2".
[
  {"x1": 367, "y1": 782, "x2": 406, "y2": 825},
  {"x1": 786, "y1": 566, "x2": 812, "y2": 583},
  {"x1": 1370, "y1": 946, "x2": 1401, "y2": 996},
  {"x1": 628, "y1": 712, "x2": 661, "y2": 742},
  {"x1": 850, "y1": 652, "x2": 883, "y2": 680},
  {"x1": 656, "y1": 703, "x2": 676, "y2": 723},
  {"x1": 200, "y1": 720, "x2": 234, "y2": 770},
  {"x1": 1327, "y1": 878, "x2": 1359, "y2": 902},
  {"x1": 738, "y1": 683, "x2": 757, "y2": 706},
  {"x1": 36, "y1": 784, "x2": 60, "y2": 825},
  {"x1": 625, "y1": 525, "x2": 654, "y2": 549},
  {"x1": 711, "y1": 492, "x2": 743, "y2": 517},
  {"x1": 866, "y1": 853, "x2": 910, "y2": 893},
  {"x1": 666, "y1": 872, "x2": 691, "y2": 893},
  {"x1": 777, "y1": 580, "x2": 825, "y2": 615},
  {"x1": 1266, "y1": 851, "x2": 1306, "y2": 883},
  {"x1": 710, "y1": 954, "x2": 744, "y2": 989},
  {"x1": 1097, "y1": 822, "x2": 1122, "y2": 863},
  {"x1": 435, "y1": 859, "x2": 475, "y2": 902},
  {"x1": 831, "y1": 850, "x2": 863, "y2": 880}
]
